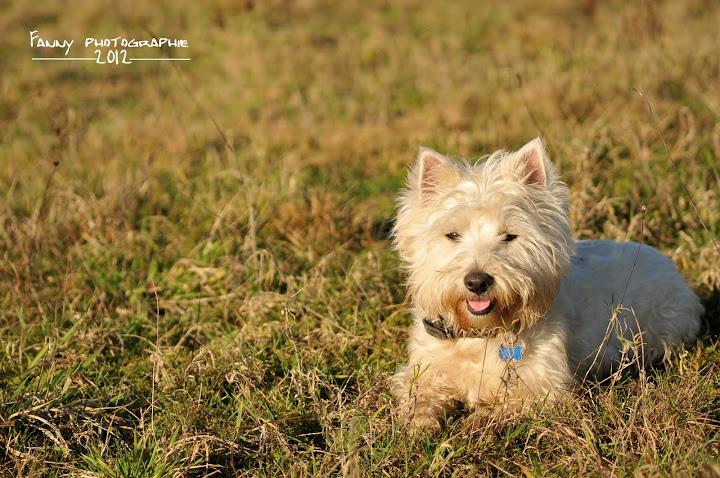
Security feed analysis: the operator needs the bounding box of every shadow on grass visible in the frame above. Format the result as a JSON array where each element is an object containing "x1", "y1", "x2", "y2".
[{"x1": 700, "y1": 287, "x2": 720, "y2": 337}]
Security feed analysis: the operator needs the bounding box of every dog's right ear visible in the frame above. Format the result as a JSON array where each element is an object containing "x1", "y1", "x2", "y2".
[
  {"x1": 507, "y1": 137, "x2": 554, "y2": 188},
  {"x1": 412, "y1": 147, "x2": 460, "y2": 205}
]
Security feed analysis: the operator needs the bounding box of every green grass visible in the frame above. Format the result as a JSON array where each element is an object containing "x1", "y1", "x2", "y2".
[{"x1": 2, "y1": 0, "x2": 720, "y2": 476}]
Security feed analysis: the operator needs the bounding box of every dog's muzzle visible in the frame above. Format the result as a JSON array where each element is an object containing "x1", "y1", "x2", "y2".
[{"x1": 464, "y1": 272, "x2": 494, "y2": 295}]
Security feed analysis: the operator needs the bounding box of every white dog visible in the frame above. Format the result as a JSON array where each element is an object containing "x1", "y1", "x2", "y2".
[{"x1": 390, "y1": 137, "x2": 703, "y2": 431}]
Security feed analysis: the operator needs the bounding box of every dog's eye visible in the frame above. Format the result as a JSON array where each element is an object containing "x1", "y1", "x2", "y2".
[
  {"x1": 445, "y1": 232, "x2": 461, "y2": 241},
  {"x1": 503, "y1": 234, "x2": 518, "y2": 242}
]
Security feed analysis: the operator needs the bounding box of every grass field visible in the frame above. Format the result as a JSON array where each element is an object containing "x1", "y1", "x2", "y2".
[{"x1": 2, "y1": 0, "x2": 720, "y2": 476}]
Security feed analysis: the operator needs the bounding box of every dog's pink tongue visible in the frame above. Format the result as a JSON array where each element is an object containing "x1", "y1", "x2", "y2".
[{"x1": 468, "y1": 299, "x2": 492, "y2": 312}]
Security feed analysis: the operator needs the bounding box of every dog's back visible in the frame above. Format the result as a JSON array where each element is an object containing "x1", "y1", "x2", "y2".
[{"x1": 557, "y1": 240, "x2": 703, "y2": 378}]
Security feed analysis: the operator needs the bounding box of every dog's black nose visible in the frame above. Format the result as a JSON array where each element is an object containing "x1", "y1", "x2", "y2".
[{"x1": 464, "y1": 272, "x2": 494, "y2": 295}]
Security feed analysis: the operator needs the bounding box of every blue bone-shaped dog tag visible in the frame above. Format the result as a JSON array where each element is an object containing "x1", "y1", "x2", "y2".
[{"x1": 499, "y1": 345, "x2": 524, "y2": 361}]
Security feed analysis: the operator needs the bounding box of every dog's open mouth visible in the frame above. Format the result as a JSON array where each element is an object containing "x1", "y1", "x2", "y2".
[{"x1": 467, "y1": 298, "x2": 495, "y2": 315}]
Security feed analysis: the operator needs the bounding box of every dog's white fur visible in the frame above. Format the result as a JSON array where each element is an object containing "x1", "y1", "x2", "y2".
[{"x1": 390, "y1": 138, "x2": 703, "y2": 431}]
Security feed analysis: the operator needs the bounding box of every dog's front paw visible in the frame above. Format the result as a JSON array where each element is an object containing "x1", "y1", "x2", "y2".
[
  {"x1": 395, "y1": 395, "x2": 463, "y2": 434},
  {"x1": 391, "y1": 388, "x2": 446, "y2": 434},
  {"x1": 390, "y1": 367, "x2": 466, "y2": 434},
  {"x1": 406, "y1": 411, "x2": 443, "y2": 434}
]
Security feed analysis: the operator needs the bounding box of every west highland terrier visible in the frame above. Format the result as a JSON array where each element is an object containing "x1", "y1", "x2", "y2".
[{"x1": 390, "y1": 137, "x2": 703, "y2": 431}]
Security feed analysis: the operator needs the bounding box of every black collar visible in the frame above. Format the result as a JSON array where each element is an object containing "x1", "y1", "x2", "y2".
[
  {"x1": 422, "y1": 316, "x2": 457, "y2": 339},
  {"x1": 422, "y1": 315, "x2": 514, "y2": 340},
  {"x1": 422, "y1": 316, "x2": 525, "y2": 361}
]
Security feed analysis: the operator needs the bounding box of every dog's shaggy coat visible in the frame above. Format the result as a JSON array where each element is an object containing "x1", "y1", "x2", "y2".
[{"x1": 390, "y1": 138, "x2": 703, "y2": 431}]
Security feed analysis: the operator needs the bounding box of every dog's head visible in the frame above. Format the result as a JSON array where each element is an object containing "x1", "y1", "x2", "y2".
[{"x1": 393, "y1": 137, "x2": 575, "y2": 335}]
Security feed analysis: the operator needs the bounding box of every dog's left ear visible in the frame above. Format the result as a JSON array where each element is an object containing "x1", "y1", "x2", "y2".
[
  {"x1": 412, "y1": 147, "x2": 461, "y2": 205},
  {"x1": 508, "y1": 137, "x2": 552, "y2": 187}
]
